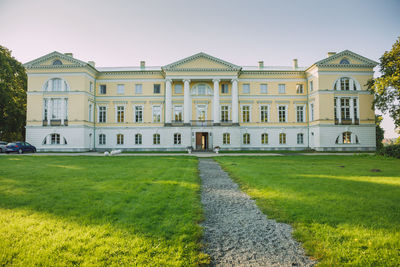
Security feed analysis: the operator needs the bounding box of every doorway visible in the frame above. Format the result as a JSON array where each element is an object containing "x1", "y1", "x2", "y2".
[{"x1": 196, "y1": 132, "x2": 208, "y2": 150}]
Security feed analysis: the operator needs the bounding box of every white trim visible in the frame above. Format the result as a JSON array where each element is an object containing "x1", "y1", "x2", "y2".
[
  {"x1": 259, "y1": 104, "x2": 270, "y2": 123},
  {"x1": 133, "y1": 104, "x2": 144, "y2": 123},
  {"x1": 239, "y1": 78, "x2": 307, "y2": 82},
  {"x1": 240, "y1": 104, "x2": 252, "y2": 123}
]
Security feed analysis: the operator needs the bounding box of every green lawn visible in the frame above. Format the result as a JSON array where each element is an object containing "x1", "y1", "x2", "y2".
[
  {"x1": 0, "y1": 156, "x2": 208, "y2": 266},
  {"x1": 216, "y1": 155, "x2": 400, "y2": 266}
]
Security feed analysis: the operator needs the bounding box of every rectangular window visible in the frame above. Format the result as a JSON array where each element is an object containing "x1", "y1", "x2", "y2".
[
  {"x1": 278, "y1": 106, "x2": 287, "y2": 122},
  {"x1": 174, "y1": 106, "x2": 183, "y2": 122},
  {"x1": 153, "y1": 134, "x2": 160, "y2": 145},
  {"x1": 260, "y1": 105, "x2": 269, "y2": 122},
  {"x1": 354, "y1": 98, "x2": 358, "y2": 120},
  {"x1": 117, "y1": 134, "x2": 124, "y2": 145},
  {"x1": 242, "y1": 84, "x2": 250, "y2": 94},
  {"x1": 296, "y1": 84, "x2": 303, "y2": 94},
  {"x1": 279, "y1": 133, "x2": 286, "y2": 144},
  {"x1": 153, "y1": 84, "x2": 161, "y2": 94},
  {"x1": 242, "y1": 106, "x2": 250, "y2": 122},
  {"x1": 51, "y1": 133, "x2": 60, "y2": 144},
  {"x1": 341, "y1": 98, "x2": 350, "y2": 119},
  {"x1": 44, "y1": 99, "x2": 48, "y2": 120},
  {"x1": 310, "y1": 103, "x2": 314, "y2": 121},
  {"x1": 53, "y1": 79, "x2": 61, "y2": 91},
  {"x1": 152, "y1": 106, "x2": 161, "y2": 123},
  {"x1": 99, "y1": 134, "x2": 106, "y2": 145},
  {"x1": 278, "y1": 84, "x2": 286, "y2": 94},
  {"x1": 135, "y1": 134, "x2": 142, "y2": 145},
  {"x1": 260, "y1": 84, "x2": 268, "y2": 94},
  {"x1": 174, "y1": 84, "x2": 182, "y2": 94},
  {"x1": 223, "y1": 133, "x2": 230, "y2": 145},
  {"x1": 341, "y1": 78, "x2": 350, "y2": 90},
  {"x1": 174, "y1": 133, "x2": 181, "y2": 144},
  {"x1": 221, "y1": 105, "x2": 229, "y2": 122},
  {"x1": 243, "y1": 133, "x2": 250, "y2": 144},
  {"x1": 135, "y1": 84, "x2": 143, "y2": 94},
  {"x1": 297, "y1": 133, "x2": 304, "y2": 144},
  {"x1": 117, "y1": 84, "x2": 125, "y2": 94},
  {"x1": 88, "y1": 104, "x2": 93, "y2": 122},
  {"x1": 99, "y1": 85, "x2": 106, "y2": 94},
  {"x1": 198, "y1": 84, "x2": 206, "y2": 95},
  {"x1": 90, "y1": 81, "x2": 93, "y2": 92},
  {"x1": 99, "y1": 106, "x2": 107, "y2": 123},
  {"x1": 334, "y1": 98, "x2": 337, "y2": 120},
  {"x1": 117, "y1": 106, "x2": 125, "y2": 123},
  {"x1": 310, "y1": 81, "x2": 314, "y2": 91},
  {"x1": 296, "y1": 106, "x2": 304, "y2": 122},
  {"x1": 221, "y1": 84, "x2": 229, "y2": 94},
  {"x1": 261, "y1": 133, "x2": 268, "y2": 144},
  {"x1": 52, "y1": 98, "x2": 62, "y2": 119},
  {"x1": 135, "y1": 106, "x2": 143, "y2": 123}
]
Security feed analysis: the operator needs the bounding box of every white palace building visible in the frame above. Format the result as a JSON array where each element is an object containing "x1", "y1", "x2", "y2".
[{"x1": 24, "y1": 51, "x2": 378, "y2": 151}]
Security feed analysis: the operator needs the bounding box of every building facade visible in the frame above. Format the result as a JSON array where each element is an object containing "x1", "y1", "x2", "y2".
[{"x1": 24, "y1": 51, "x2": 377, "y2": 151}]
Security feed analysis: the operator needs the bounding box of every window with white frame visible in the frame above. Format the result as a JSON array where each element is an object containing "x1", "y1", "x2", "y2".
[
  {"x1": 198, "y1": 84, "x2": 206, "y2": 95},
  {"x1": 279, "y1": 133, "x2": 286, "y2": 144},
  {"x1": 353, "y1": 99, "x2": 358, "y2": 120},
  {"x1": 243, "y1": 133, "x2": 250, "y2": 144},
  {"x1": 174, "y1": 106, "x2": 183, "y2": 122},
  {"x1": 117, "y1": 134, "x2": 124, "y2": 145},
  {"x1": 174, "y1": 133, "x2": 181, "y2": 144},
  {"x1": 278, "y1": 105, "x2": 287, "y2": 122},
  {"x1": 99, "y1": 85, "x2": 106, "y2": 94},
  {"x1": 297, "y1": 133, "x2": 304, "y2": 144},
  {"x1": 117, "y1": 84, "x2": 125, "y2": 94},
  {"x1": 135, "y1": 106, "x2": 143, "y2": 123},
  {"x1": 340, "y1": 98, "x2": 350, "y2": 120},
  {"x1": 296, "y1": 106, "x2": 304, "y2": 122},
  {"x1": 98, "y1": 106, "x2": 107, "y2": 123},
  {"x1": 152, "y1": 106, "x2": 161, "y2": 123},
  {"x1": 223, "y1": 133, "x2": 230, "y2": 145},
  {"x1": 343, "y1": 131, "x2": 351, "y2": 143},
  {"x1": 260, "y1": 84, "x2": 268, "y2": 94},
  {"x1": 174, "y1": 84, "x2": 182, "y2": 94},
  {"x1": 242, "y1": 84, "x2": 250, "y2": 94},
  {"x1": 153, "y1": 84, "x2": 161, "y2": 94},
  {"x1": 153, "y1": 134, "x2": 160, "y2": 145},
  {"x1": 334, "y1": 77, "x2": 358, "y2": 91},
  {"x1": 51, "y1": 98, "x2": 62, "y2": 119},
  {"x1": 44, "y1": 98, "x2": 68, "y2": 121},
  {"x1": 309, "y1": 81, "x2": 314, "y2": 91},
  {"x1": 278, "y1": 84, "x2": 286, "y2": 94},
  {"x1": 261, "y1": 133, "x2": 268, "y2": 144},
  {"x1": 90, "y1": 81, "x2": 93, "y2": 92},
  {"x1": 242, "y1": 105, "x2": 250, "y2": 122},
  {"x1": 52, "y1": 78, "x2": 62, "y2": 91},
  {"x1": 117, "y1": 106, "x2": 125, "y2": 123},
  {"x1": 44, "y1": 99, "x2": 48, "y2": 120},
  {"x1": 296, "y1": 84, "x2": 304, "y2": 94},
  {"x1": 99, "y1": 134, "x2": 106, "y2": 145},
  {"x1": 221, "y1": 105, "x2": 229, "y2": 122},
  {"x1": 135, "y1": 134, "x2": 142, "y2": 145},
  {"x1": 88, "y1": 104, "x2": 93, "y2": 122},
  {"x1": 310, "y1": 103, "x2": 314, "y2": 121},
  {"x1": 135, "y1": 84, "x2": 143, "y2": 94},
  {"x1": 221, "y1": 84, "x2": 229, "y2": 94},
  {"x1": 51, "y1": 133, "x2": 60, "y2": 144},
  {"x1": 260, "y1": 105, "x2": 269, "y2": 122}
]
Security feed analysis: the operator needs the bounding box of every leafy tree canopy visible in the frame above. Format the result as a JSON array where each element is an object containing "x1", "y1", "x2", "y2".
[
  {"x1": 0, "y1": 45, "x2": 27, "y2": 141},
  {"x1": 368, "y1": 37, "x2": 400, "y2": 127}
]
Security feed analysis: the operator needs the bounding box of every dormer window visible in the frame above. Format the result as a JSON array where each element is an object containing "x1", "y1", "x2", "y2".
[
  {"x1": 52, "y1": 59, "x2": 63, "y2": 66},
  {"x1": 340, "y1": 58, "x2": 350, "y2": 64}
]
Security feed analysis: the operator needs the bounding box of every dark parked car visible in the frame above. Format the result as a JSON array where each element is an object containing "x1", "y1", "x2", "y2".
[
  {"x1": 5, "y1": 142, "x2": 36, "y2": 154},
  {"x1": 0, "y1": 141, "x2": 7, "y2": 153}
]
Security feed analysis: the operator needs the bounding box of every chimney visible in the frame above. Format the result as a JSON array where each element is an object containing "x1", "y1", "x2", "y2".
[
  {"x1": 293, "y1": 59, "x2": 298, "y2": 69},
  {"x1": 64, "y1": 53, "x2": 73, "y2": 57},
  {"x1": 326, "y1": 52, "x2": 336, "y2": 58},
  {"x1": 140, "y1": 61, "x2": 145, "y2": 69},
  {"x1": 88, "y1": 61, "x2": 95, "y2": 67},
  {"x1": 258, "y1": 61, "x2": 264, "y2": 69}
]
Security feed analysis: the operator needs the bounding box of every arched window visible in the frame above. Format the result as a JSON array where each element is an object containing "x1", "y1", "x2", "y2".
[
  {"x1": 335, "y1": 132, "x2": 359, "y2": 144},
  {"x1": 223, "y1": 133, "x2": 230, "y2": 145},
  {"x1": 44, "y1": 78, "x2": 69, "y2": 91},
  {"x1": 52, "y1": 59, "x2": 63, "y2": 65},
  {"x1": 99, "y1": 134, "x2": 106, "y2": 145},
  {"x1": 153, "y1": 134, "x2": 160, "y2": 145},
  {"x1": 117, "y1": 134, "x2": 124, "y2": 145},
  {"x1": 191, "y1": 83, "x2": 213, "y2": 96},
  {"x1": 279, "y1": 133, "x2": 286, "y2": 144},
  {"x1": 174, "y1": 133, "x2": 181, "y2": 144},
  {"x1": 135, "y1": 134, "x2": 142, "y2": 145},
  {"x1": 42, "y1": 133, "x2": 67, "y2": 145},
  {"x1": 297, "y1": 133, "x2": 304, "y2": 144},
  {"x1": 261, "y1": 133, "x2": 268, "y2": 144},
  {"x1": 340, "y1": 58, "x2": 350, "y2": 64},
  {"x1": 243, "y1": 133, "x2": 250, "y2": 144},
  {"x1": 333, "y1": 77, "x2": 359, "y2": 91}
]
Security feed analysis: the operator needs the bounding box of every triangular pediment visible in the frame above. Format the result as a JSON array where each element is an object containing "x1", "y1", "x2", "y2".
[
  {"x1": 24, "y1": 51, "x2": 92, "y2": 69},
  {"x1": 314, "y1": 50, "x2": 378, "y2": 67},
  {"x1": 163, "y1": 52, "x2": 241, "y2": 71}
]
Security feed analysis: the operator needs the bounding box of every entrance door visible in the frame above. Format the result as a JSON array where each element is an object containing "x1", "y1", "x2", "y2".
[{"x1": 195, "y1": 132, "x2": 208, "y2": 150}]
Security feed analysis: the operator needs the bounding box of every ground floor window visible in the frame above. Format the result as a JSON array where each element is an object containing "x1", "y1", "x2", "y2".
[
  {"x1": 343, "y1": 131, "x2": 351, "y2": 144},
  {"x1": 261, "y1": 133, "x2": 268, "y2": 144},
  {"x1": 117, "y1": 134, "x2": 124, "y2": 145},
  {"x1": 243, "y1": 133, "x2": 250, "y2": 144},
  {"x1": 279, "y1": 133, "x2": 286, "y2": 144},
  {"x1": 223, "y1": 133, "x2": 230, "y2": 145},
  {"x1": 51, "y1": 133, "x2": 60, "y2": 144},
  {"x1": 99, "y1": 134, "x2": 106, "y2": 145},
  {"x1": 153, "y1": 134, "x2": 160, "y2": 145},
  {"x1": 174, "y1": 133, "x2": 181, "y2": 144},
  {"x1": 297, "y1": 133, "x2": 304, "y2": 144},
  {"x1": 135, "y1": 134, "x2": 142, "y2": 145}
]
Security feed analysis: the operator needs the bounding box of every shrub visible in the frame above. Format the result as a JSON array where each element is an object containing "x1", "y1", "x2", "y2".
[{"x1": 378, "y1": 144, "x2": 400, "y2": 158}]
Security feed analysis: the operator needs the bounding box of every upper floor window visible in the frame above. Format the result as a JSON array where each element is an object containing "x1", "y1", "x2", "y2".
[
  {"x1": 98, "y1": 106, "x2": 107, "y2": 123},
  {"x1": 174, "y1": 84, "x2": 183, "y2": 94},
  {"x1": 52, "y1": 59, "x2": 62, "y2": 65},
  {"x1": 309, "y1": 81, "x2": 314, "y2": 92},
  {"x1": 135, "y1": 84, "x2": 143, "y2": 94},
  {"x1": 198, "y1": 84, "x2": 206, "y2": 95},
  {"x1": 221, "y1": 84, "x2": 229, "y2": 94},
  {"x1": 135, "y1": 106, "x2": 143, "y2": 123},
  {"x1": 296, "y1": 106, "x2": 304, "y2": 122},
  {"x1": 278, "y1": 106, "x2": 287, "y2": 123},
  {"x1": 44, "y1": 78, "x2": 69, "y2": 92},
  {"x1": 174, "y1": 106, "x2": 183, "y2": 122},
  {"x1": 242, "y1": 105, "x2": 250, "y2": 122},
  {"x1": 99, "y1": 85, "x2": 106, "y2": 94},
  {"x1": 296, "y1": 84, "x2": 304, "y2": 94},
  {"x1": 260, "y1": 84, "x2": 268, "y2": 94},
  {"x1": 154, "y1": 84, "x2": 161, "y2": 94},
  {"x1": 89, "y1": 81, "x2": 93, "y2": 92},
  {"x1": 278, "y1": 84, "x2": 286, "y2": 94},
  {"x1": 334, "y1": 77, "x2": 358, "y2": 90},
  {"x1": 117, "y1": 106, "x2": 125, "y2": 123},
  {"x1": 153, "y1": 106, "x2": 161, "y2": 123},
  {"x1": 88, "y1": 104, "x2": 93, "y2": 122},
  {"x1": 260, "y1": 105, "x2": 269, "y2": 122},
  {"x1": 117, "y1": 84, "x2": 125, "y2": 94},
  {"x1": 242, "y1": 84, "x2": 250, "y2": 94},
  {"x1": 340, "y1": 58, "x2": 350, "y2": 64},
  {"x1": 310, "y1": 103, "x2": 314, "y2": 121},
  {"x1": 191, "y1": 83, "x2": 212, "y2": 95},
  {"x1": 221, "y1": 105, "x2": 229, "y2": 122}
]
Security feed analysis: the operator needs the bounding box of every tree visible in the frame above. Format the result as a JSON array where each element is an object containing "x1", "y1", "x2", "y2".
[
  {"x1": 375, "y1": 115, "x2": 385, "y2": 150},
  {"x1": 368, "y1": 37, "x2": 400, "y2": 128},
  {"x1": 0, "y1": 45, "x2": 27, "y2": 141}
]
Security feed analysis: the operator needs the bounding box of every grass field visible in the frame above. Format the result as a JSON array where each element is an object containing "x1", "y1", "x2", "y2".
[
  {"x1": 0, "y1": 156, "x2": 208, "y2": 266},
  {"x1": 216, "y1": 155, "x2": 400, "y2": 266}
]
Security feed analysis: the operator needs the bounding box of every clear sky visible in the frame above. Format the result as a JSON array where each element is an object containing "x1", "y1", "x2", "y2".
[{"x1": 1, "y1": 0, "x2": 399, "y2": 137}]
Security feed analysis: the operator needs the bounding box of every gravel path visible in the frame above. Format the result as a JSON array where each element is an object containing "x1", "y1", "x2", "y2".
[{"x1": 199, "y1": 158, "x2": 315, "y2": 266}]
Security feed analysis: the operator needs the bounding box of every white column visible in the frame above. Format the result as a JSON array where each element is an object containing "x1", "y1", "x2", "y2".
[
  {"x1": 183, "y1": 79, "x2": 191, "y2": 124},
  {"x1": 48, "y1": 99, "x2": 52, "y2": 125},
  {"x1": 61, "y1": 98, "x2": 65, "y2": 125},
  {"x1": 165, "y1": 79, "x2": 172, "y2": 124},
  {"x1": 231, "y1": 78, "x2": 239, "y2": 124},
  {"x1": 336, "y1": 97, "x2": 341, "y2": 124},
  {"x1": 213, "y1": 79, "x2": 220, "y2": 124},
  {"x1": 350, "y1": 97, "x2": 355, "y2": 124}
]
